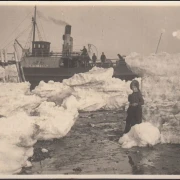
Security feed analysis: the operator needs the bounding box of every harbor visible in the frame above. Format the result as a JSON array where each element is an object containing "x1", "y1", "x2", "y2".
[{"x1": 0, "y1": 2, "x2": 180, "y2": 177}]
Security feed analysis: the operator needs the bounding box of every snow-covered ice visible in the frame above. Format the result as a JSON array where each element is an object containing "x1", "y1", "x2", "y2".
[
  {"x1": 0, "y1": 64, "x2": 19, "y2": 82},
  {"x1": 119, "y1": 122, "x2": 160, "y2": 148},
  {"x1": 122, "y1": 52, "x2": 180, "y2": 145},
  {"x1": 0, "y1": 54, "x2": 180, "y2": 174}
]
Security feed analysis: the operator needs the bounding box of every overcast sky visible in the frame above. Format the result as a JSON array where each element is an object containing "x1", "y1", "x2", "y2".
[{"x1": 0, "y1": 2, "x2": 180, "y2": 58}]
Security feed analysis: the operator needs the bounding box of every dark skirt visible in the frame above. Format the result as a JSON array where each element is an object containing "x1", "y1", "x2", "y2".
[{"x1": 124, "y1": 106, "x2": 142, "y2": 134}]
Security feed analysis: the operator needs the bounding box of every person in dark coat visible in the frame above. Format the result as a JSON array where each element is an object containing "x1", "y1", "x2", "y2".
[
  {"x1": 81, "y1": 46, "x2": 88, "y2": 56},
  {"x1": 92, "y1": 53, "x2": 97, "y2": 66},
  {"x1": 123, "y1": 80, "x2": 144, "y2": 134},
  {"x1": 100, "y1": 52, "x2": 106, "y2": 64},
  {"x1": 117, "y1": 54, "x2": 125, "y2": 61},
  {"x1": 80, "y1": 46, "x2": 88, "y2": 67}
]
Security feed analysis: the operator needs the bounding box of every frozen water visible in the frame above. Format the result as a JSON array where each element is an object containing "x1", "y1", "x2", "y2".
[
  {"x1": 35, "y1": 101, "x2": 78, "y2": 140},
  {"x1": 125, "y1": 52, "x2": 180, "y2": 145},
  {"x1": 119, "y1": 122, "x2": 160, "y2": 148},
  {"x1": 0, "y1": 65, "x2": 19, "y2": 82},
  {"x1": 0, "y1": 58, "x2": 180, "y2": 173}
]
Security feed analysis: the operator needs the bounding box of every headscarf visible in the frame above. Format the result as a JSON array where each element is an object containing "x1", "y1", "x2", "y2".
[{"x1": 130, "y1": 80, "x2": 140, "y2": 90}]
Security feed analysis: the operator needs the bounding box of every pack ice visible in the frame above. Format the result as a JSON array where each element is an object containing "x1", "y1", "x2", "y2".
[
  {"x1": 0, "y1": 65, "x2": 19, "y2": 82},
  {"x1": 33, "y1": 67, "x2": 134, "y2": 111},
  {"x1": 0, "y1": 59, "x2": 178, "y2": 174},
  {"x1": 119, "y1": 52, "x2": 180, "y2": 148}
]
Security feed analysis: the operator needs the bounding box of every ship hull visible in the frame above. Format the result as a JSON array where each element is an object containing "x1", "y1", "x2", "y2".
[{"x1": 23, "y1": 63, "x2": 137, "y2": 90}]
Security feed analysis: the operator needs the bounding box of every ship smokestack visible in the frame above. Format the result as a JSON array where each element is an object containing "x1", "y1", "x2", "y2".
[
  {"x1": 65, "y1": 25, "x2": 71, "y2": 35},
  {"x1": 62, "y1": 25, "x2": 73, "y2": 56}
]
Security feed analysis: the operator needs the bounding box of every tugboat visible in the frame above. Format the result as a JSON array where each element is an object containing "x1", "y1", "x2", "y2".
[{"x1": 15, "y1": 6, "x2": 137, "y2": 89}]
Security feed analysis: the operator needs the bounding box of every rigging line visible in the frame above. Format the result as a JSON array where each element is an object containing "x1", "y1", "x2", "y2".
[
  {"x1": 26, "y1": 26, "x2": 33, "y2": 46},
  {"x1": 37, "y1": 12, "x2": 47, "y2": 41},
  {"x1": 36, "y1": 24, "x2": 40, "y2": 41},
  {"x1": 3, "y1": 23, "x2": 32, "y2": 49},
  {"x1": 21, "y1": 27, "x2": 33, "y2": 58},
  {"x1": 36, "y1": 24, "x2": 43, "y2": 41},
  {"x1": 16, "y1": 23, "x2": 32, "y2": 40},
  {"x1": 3, "y1": 39, "x2": 15, "y2": 50},
  {"x1": 24, "y1": 25, "x2": 33, "y2": 49},
  {"x1": 0, "y1": 11, "x2": 32, "y2": 49}
]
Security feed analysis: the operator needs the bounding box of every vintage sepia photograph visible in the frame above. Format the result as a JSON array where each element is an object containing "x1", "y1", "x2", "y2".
[{"x1": 0, "y1": 1, "x2": 180, "y2": 179}]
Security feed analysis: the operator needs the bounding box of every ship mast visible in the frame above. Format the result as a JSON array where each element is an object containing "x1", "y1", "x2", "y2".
[{"x1": 32, "y1": 6, "x2": 37, "y2": 43}]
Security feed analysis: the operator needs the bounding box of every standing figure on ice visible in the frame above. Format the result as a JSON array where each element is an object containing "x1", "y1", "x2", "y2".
[
  {"x1": 100, "y1": 52, "x2": 106, "y2": 64},
  {"x1": 123, "y1": 80, "x2": 144, "y2": 134},
  {"x1": 92, "y1": 53, "x2": 97, "y2": 66}
]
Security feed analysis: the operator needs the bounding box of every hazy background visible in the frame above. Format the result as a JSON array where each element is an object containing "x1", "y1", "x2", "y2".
[{"x1": 0, "y1": 3, "x2": 180, "y2": 58}]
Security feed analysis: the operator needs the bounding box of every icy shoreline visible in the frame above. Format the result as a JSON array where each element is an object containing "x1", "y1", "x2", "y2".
[
  {"x1": 0, "y1": 52, "x2": 180, "y2": 174},
  {"x1": 125, "y1": 52, "x2": 180, "y2": 144},
  {"x1": 22, "y1": 110, "x2": 180, "y2": 175},
  {"x1": 0, "y1": 67, "x2": 135, "y2": 174}
]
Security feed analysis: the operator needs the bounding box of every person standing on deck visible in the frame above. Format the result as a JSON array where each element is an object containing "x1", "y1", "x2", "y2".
[
  {"x1": 101, "y1": 52, "x2": 106, "y2": 64},
  {"x1": 81, "y1": 46, "x2": 88, "y2": 56},
  {"x1": 117, "y1": 54, "x2": 125, "y2": 61},
  {"x1": 92, "y1": 53, "x2": 97, "y2": 66},
  {"x1": 80, "y1": 46, "x2": 88, "y2": 67},
  {"x1": 123, "y1": 80, "x2": 144, "y2": 134}
]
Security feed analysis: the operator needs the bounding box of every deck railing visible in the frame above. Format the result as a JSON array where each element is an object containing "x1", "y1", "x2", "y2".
[
  {"x1": 25, "y1": 51, "x2": 81, "y2": 58},
  {"x1": 0, "y1": 48, "x2": 126, "y2": 69}
]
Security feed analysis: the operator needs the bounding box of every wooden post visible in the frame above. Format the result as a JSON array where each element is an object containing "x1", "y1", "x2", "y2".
[
  {"x1": 3, "y1": 49, "x2": 8, "y2": 81},
  {"x1": 19, "y1": 61, "x2": 26, "y2": 82},
  {"x1": 14, "y1": 42, "x2": 26, "y2": 82},
  {"x1": 155, "y1": 32, "x2": 163, "y2": 54},
  {"x1": 14, "y1": 51, "x2": 20, "y2": 83},
  {"x1": 0, "y1": 49, "x2": 6, "y2": 82},
  {"x1": 0, "y1": 49, "x2": 4, "y2": 64},
  {"x1": 4, "y1": 49, "x2": 7, "y2": 63},
  {"x1": 141, "y1": 77, "x2": 143, "y2": 95}
]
